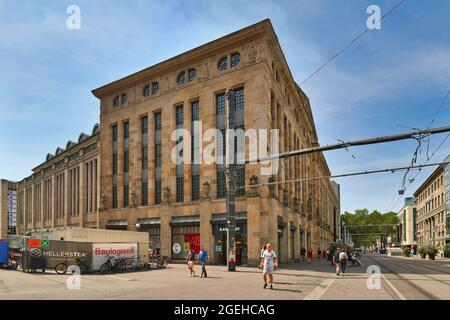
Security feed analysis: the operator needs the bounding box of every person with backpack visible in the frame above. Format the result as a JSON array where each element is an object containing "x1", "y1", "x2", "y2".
[
  {"x1": 198, "y1": 248, "x2": 208, "y2": 278},
  {"x1": 333, "y1": 247, "x2": 341, "y2": 275},
  {"x1": 338, "y1": 248, "x2": 349, "y2": 276}
]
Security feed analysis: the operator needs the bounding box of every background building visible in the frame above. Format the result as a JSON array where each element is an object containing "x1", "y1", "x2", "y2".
[
  {"x1": 16, "y1": 125, "x2": 100, "y2": 234},
  {"x1": 16, "y1": 20, "x2": 340, "y2": 265},
  {"x1": 397, "y1": 197, "x2": 417, "y2": 247},
  {"x1": 0, "y1": 179, "x2": 17, "y2": 238},
  {"x1": 415, "y1": 161, "x2": 448, "y2": 257}
]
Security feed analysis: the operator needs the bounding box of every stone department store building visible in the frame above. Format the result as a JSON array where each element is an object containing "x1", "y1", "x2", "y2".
[{"x1": 16, "y1": 20, "x2": 340, "y2": 265}]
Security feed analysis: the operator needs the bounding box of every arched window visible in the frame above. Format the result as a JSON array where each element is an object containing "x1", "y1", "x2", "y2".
[
  {"x1": 66, "y1": 140, "x2": 76, "y2": 149},
  {"x1": 78, "y1": 132, "x2": 89, "y2": 143},
  {"x1": 151, "y1": 82, "x2": 159, "y2": 95},
  {"x1": 188, "y1": 68, "x2": 197, "y2": 82},
  {"x1": 143, "y1": 85, "x2": 150, "y2": 97},
  {"x1": 113, "y1": 96, "x2": 120, "y2": 107},
  {"x1": 55, "y1": 147, "x2": 65, "y2": 155},
  {"x1": 177, "y1": 72, "x2": 185, "y2": 85},
  {"x1": 121, "y1": 93, "x2": 127, "y2": 104},
  {"x1": 231, "y1": 52, "x2": 240, "y2": 67},
  {"x1": 218, "y1": 56, "x2": 227, "y2": 71},
  {"x1": 92, "y1": 123, "x2": 100, "y2": 135}
]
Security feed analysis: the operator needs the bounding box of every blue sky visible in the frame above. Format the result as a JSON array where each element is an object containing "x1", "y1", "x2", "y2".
[{"x1": 0, "y1": 0, "x2": 449, "y2": 213}]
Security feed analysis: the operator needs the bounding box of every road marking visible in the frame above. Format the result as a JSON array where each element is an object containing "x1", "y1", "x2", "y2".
[
  {"x1": 381, "y1": 273, "x2": 407, "y2": 300},
  {"x1": 303, "y1": 275, "x2": 336, "y2": 300}
]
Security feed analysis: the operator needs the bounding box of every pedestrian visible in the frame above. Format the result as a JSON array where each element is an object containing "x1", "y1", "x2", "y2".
[
  {"x1": 198, "y1": 248, "x2": 208, "y2": 278},
  {"x1": 300, "y1": 247, "x2": 306, "y2": 262},
  {"x1": 307, "y1": 248, "x2": 313, "y2": 263},
  {"x1": 410, "y1": 247, "x2": 415, "y2": 256},
  {"x1": 259, "y1": 243, "x2": 278, "y2": 289},
  {"x1": 333, "y1": 248, "x2": 341, "y2": 276},
  {"x1": 338, "y1": 248, "x2": 349, "y2": 276},
  {"x1": 327, "y1": 247, "x2": 334, "y2": 266},
  {"x1": 317, "y1": 249, "x2": 322, "y2": 260},
  {"x1": 186, "y1": 248, "x2": 196, "y2": 277},
  {"x1": 260, "y1": 245, "x2": 267, "y2": 259},
  {"x1": 322, "y1": 248, "x2": 328, "y2": 259}
]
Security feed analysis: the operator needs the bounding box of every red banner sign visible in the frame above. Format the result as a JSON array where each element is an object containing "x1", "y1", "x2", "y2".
[
  {"x1": 28, "y1": 239, "x2": 41, "y2": 248},
  {"x1": 184, "y1": 233, "x2": 200, "y2": 253}
]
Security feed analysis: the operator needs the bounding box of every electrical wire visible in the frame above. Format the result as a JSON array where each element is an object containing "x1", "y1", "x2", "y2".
[{"x1": 300, "y1": 0, "x2": 407, "y2": 85}]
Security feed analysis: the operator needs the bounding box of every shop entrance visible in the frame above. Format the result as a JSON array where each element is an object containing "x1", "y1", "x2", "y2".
[
  {"x1": 212, "y1": 214, "x2": 248, "y2": 266},
  {"x1": 213, "y1": 231, "x2": 247, "y2": 265},
  {"x1": 170, "y1": 215, "x2": 201, "y2": 260}
]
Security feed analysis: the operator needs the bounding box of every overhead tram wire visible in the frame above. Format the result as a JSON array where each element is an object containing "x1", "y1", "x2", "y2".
[
  {"x1": 390, "y1": 132, "x2": 450, "y2": 210},
  {"x1": 237, "y1": 161, "x2": 450, "y2": 190},
  {"x1": 391, "y1": 89, "x2": 450, "y2": 208},
  {"x1": 313, "y1": 105, "x2": 419, "y2": 130},
  {"x1": 299, "y1": 0, "x2": 407, "y2": 86}
]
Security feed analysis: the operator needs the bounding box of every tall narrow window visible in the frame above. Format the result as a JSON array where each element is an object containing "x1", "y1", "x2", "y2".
[
  {"x1": 191, "y1": 100, "x2": 200, "y2": 201},
  {"x1": 151, "y1": 82, "x2": 159, "y2": 95},
  {"x1": 175, "y1": 105, "x2": 184, "y2": 202},
  {"x1": 216, "y1": 93, "x2": 226, "y2": 115},
  {"x1": 234, "y1": 87, "x2": 245, "y2": 197},
  {"x1": 154, "y1": 112, "x2": 162, "y2": 204},
  {"x1": 123, "y1": 121, "x2": 129, "y2": 207},
  {"x1": 112, "y1": 124, "x2": 118, "y2": 208},
  {"x1": 141, "y1": 116, "x2": 148, "y2": 206},
  {"x1": 216, "y1": 93, "x2": 226, "y2": 198}
]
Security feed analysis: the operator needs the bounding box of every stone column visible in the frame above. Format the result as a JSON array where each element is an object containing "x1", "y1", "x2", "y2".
[
  {"x1": 96, "y1": 157, "x2": 101, "y2": 229},
  {"x1": 31, "y1": 183, "x2": 35, "y2": 231},
  {"x1": 40, "y1": 180, "x2": 44, "y2": 230},
  {"x1": 199, "y1": 200, "x2": 211, "y2": 261},
  {"x1": 64, "y1": 168, "x2": 69, "y2": 227},
  {"x1": 51, "y1": 174, "x2": 55, "y2": 229},
  {"x1": 159, "y1": 204, "x2": 171, "y2": 260},
  {"x1": 246, "y1": 192, "x2": 261, "y2": 266},
  {"x1": 79, "y1": 162, "x2": 84, "y2": 227}
]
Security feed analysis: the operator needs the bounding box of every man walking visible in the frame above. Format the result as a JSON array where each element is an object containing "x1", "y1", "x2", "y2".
[
  {"x1": 300, "y1": 247, "x2": 306, "y2": 262},
  {"x1": 259, "y1": 243, "x2": 278, "y2": 289},
  {"x1": 333, "y1": 248, "x2": 341, "y2": 276},
  {"x1": 198, "y1": 248, "x2": 208, "y2": 278},
  {"x1": 338, "y1": 248, "x2": 349, "y2": 276}
]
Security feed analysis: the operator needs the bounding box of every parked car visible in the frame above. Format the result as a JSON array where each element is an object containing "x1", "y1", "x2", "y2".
[{"x1": 379, "y1": 247, "x2": 387, "y2": 254}]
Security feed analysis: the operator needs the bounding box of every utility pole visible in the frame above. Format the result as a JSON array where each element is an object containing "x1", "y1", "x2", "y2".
[{"x1": 225, "y1": 90, "x2": 236, "y2": 272}]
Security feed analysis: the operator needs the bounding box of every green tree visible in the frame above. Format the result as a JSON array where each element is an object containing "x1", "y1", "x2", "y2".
[{"x1": 341, "y1": 209, "x2": 399, "y2": 247}]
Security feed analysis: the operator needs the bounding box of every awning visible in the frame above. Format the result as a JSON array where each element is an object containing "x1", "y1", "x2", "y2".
[
  {"x1": 136, "y1": 217, "x2": 160, "y2": 226},
  {"x1": 170, "y1": 215, "x2": 200, "y2": 225},
  {"x1": 211, "y1": 212, "x2": 247, "y2": 223},
  {"x1": 105, "y1": 220, "x2": 128, "y2": 227}
]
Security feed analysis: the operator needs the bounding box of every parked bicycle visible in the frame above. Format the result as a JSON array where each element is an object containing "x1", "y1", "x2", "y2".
[
  {"x1": 99, "y1": 255, "x2": 125, "y2": 274},
  {"x1": 55, "y1": 256, "x2": 89, "y2": 275},
  {"x1": 149, "y1": 254, "x2": 168, "y2": 269}
]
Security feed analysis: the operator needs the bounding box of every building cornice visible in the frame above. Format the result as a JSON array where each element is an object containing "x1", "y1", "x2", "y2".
[{"x1": 91, "y1": 19, "x2": 272, "y2": 99}]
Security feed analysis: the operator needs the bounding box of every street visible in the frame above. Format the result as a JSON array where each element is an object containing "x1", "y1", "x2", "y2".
[{"x1": 0, "y1": 254, "x2": 448, "y2": 300}]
